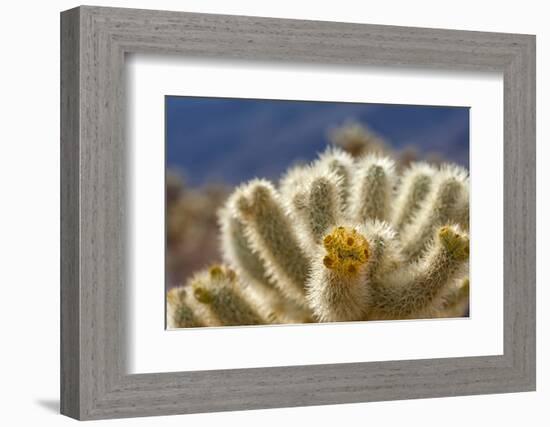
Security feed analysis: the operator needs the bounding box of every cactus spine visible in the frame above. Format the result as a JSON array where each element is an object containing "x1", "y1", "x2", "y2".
[
  {"x1": 168, "y1": 147, "x2": 469, "y2": 328},
  {"x1": 350, "y1": 155, "x2": 396, "y2": 223}
]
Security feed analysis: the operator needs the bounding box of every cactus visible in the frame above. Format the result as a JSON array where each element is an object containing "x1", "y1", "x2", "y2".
[{"x1": 167, "y1": 147, "x2": 469, "y2": 328}]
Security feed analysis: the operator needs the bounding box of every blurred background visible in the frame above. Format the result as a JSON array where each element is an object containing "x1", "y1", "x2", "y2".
[{"x1": 165, "y1": 96, "x2": 469, "y2": 289}]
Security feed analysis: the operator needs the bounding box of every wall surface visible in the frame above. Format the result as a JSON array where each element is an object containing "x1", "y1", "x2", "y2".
[{"x1": 0, "y1": 0, "x2": 547, "y2": 425}]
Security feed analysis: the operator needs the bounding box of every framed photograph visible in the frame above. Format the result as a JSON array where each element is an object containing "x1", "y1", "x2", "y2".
[{"x1": 60, "y1": 6, "x2": 536, "y2": 420}]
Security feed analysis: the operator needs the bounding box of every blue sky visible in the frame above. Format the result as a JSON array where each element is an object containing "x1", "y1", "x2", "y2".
[{"x1": 166, "y1": 96, "x2": 469, "y2": 187}]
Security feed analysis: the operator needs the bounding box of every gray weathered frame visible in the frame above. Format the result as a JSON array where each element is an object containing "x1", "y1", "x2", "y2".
[{"x1": 60, "y1": 5, "x2": 536, "y2": 420}]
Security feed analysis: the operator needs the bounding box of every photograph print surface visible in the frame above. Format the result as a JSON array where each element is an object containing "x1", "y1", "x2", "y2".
[{"x1": 165, "y1": 96, "x2": 470, "y2": 329}]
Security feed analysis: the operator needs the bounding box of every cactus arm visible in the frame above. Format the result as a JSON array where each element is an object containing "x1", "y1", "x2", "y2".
[
  {"x1": 349, "y1": 155, "x2": 397, "y2": 223},
  {"x1": 284, "y1": 169, "x2": 343, "y2": 250},
  {"x1": 229, "y1": 180, "x2": 312, "y2": 305},
  {"x1": 367, "y1": 225, "x2": 469, "y2": 320},
  {"x1": 219, "y1": 206, "x2": 313, "y2": 323},
  {"x1": 391, "y1": 163, "x2": 436, "y2": 231},
  {"x1": 219, "y1": 206, "x2": 272, "y2": 286},
  {"x1": 166, "y1": 287, "x2": 204, "y2": 329},
  {"x1": 400, "y1": 165, "x2": 469, "y2": 260},
  {"x1": 362, "y1": 220, "x2": 405, "y2": 282},
  {"x1": 313, "y1": 147, "x2": 355, "y2": 210},
  {"x1": 190, "y1": 265, "x2": 264, "y2": 326},
  {"x1": 302, "y1": 175, "x2": 341, "y2": 242}
]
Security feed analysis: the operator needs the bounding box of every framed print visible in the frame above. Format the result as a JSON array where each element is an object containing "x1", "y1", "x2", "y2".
[{"x1": 60, "y1": 6, "x2": 536, "y2": 420}]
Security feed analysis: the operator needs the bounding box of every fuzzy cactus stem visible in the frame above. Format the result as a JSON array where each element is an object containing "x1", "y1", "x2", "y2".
[
  {"x1": 362, "y1": 220, "x2": 404, "y2": 282},
  {"x1": 401, "y1": 165, "x2": 468, "y2": 259},
  {"x1": 314, "y1": 148, "x2": 355, "y2": 208},
  {"x1": 368, "y1": 225, "x2": 469, "y2": 320},
  {"x1": 287, "y1": 170, "x2": 343, "y2": 250},
  {"x1": 232, "y1": 180, "x2": 311, "y2": 304},
  {"x1": 191, "y1": 265, "x2": 264, "y2": 326},
  {"x1": 391, "y1": 163, "x2": 435, "y2": 231},
  {"x1": 166, "y1": 287, "x2": 204, "y2": 329},
  {"x1": 219, "y1": 209, "x2": 272, "y2": 286},
  {"x1": 351, "y1": 156, "x2": 396, "y2": 223}
]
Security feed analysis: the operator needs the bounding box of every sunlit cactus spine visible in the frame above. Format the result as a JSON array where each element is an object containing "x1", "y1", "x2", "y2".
[
  {"x1": 366, "y1": 225, "x2": 469, "y2": 320},
  {"x1": 167, "y1": 146, "x2": 470, "y2": 328}
]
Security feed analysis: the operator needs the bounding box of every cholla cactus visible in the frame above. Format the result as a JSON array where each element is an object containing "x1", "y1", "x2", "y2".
[{"x1": 167, "y1": 147, "x2": 469, "y2": 328}]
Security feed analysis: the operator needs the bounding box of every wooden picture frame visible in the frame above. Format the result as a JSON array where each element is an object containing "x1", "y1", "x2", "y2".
[{"x1": 60, "y1": 5, "x2": 536, "y2": 420}]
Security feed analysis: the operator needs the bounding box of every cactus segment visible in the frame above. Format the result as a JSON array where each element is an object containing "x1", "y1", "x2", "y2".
[{"x1": 350, "y1": 155, "x2": 396, "y2": 223}]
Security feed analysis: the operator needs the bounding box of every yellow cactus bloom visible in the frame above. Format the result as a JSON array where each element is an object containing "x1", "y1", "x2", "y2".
[{"x1": 322, "y1": 226, "x2": 370, "y2": 275}]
